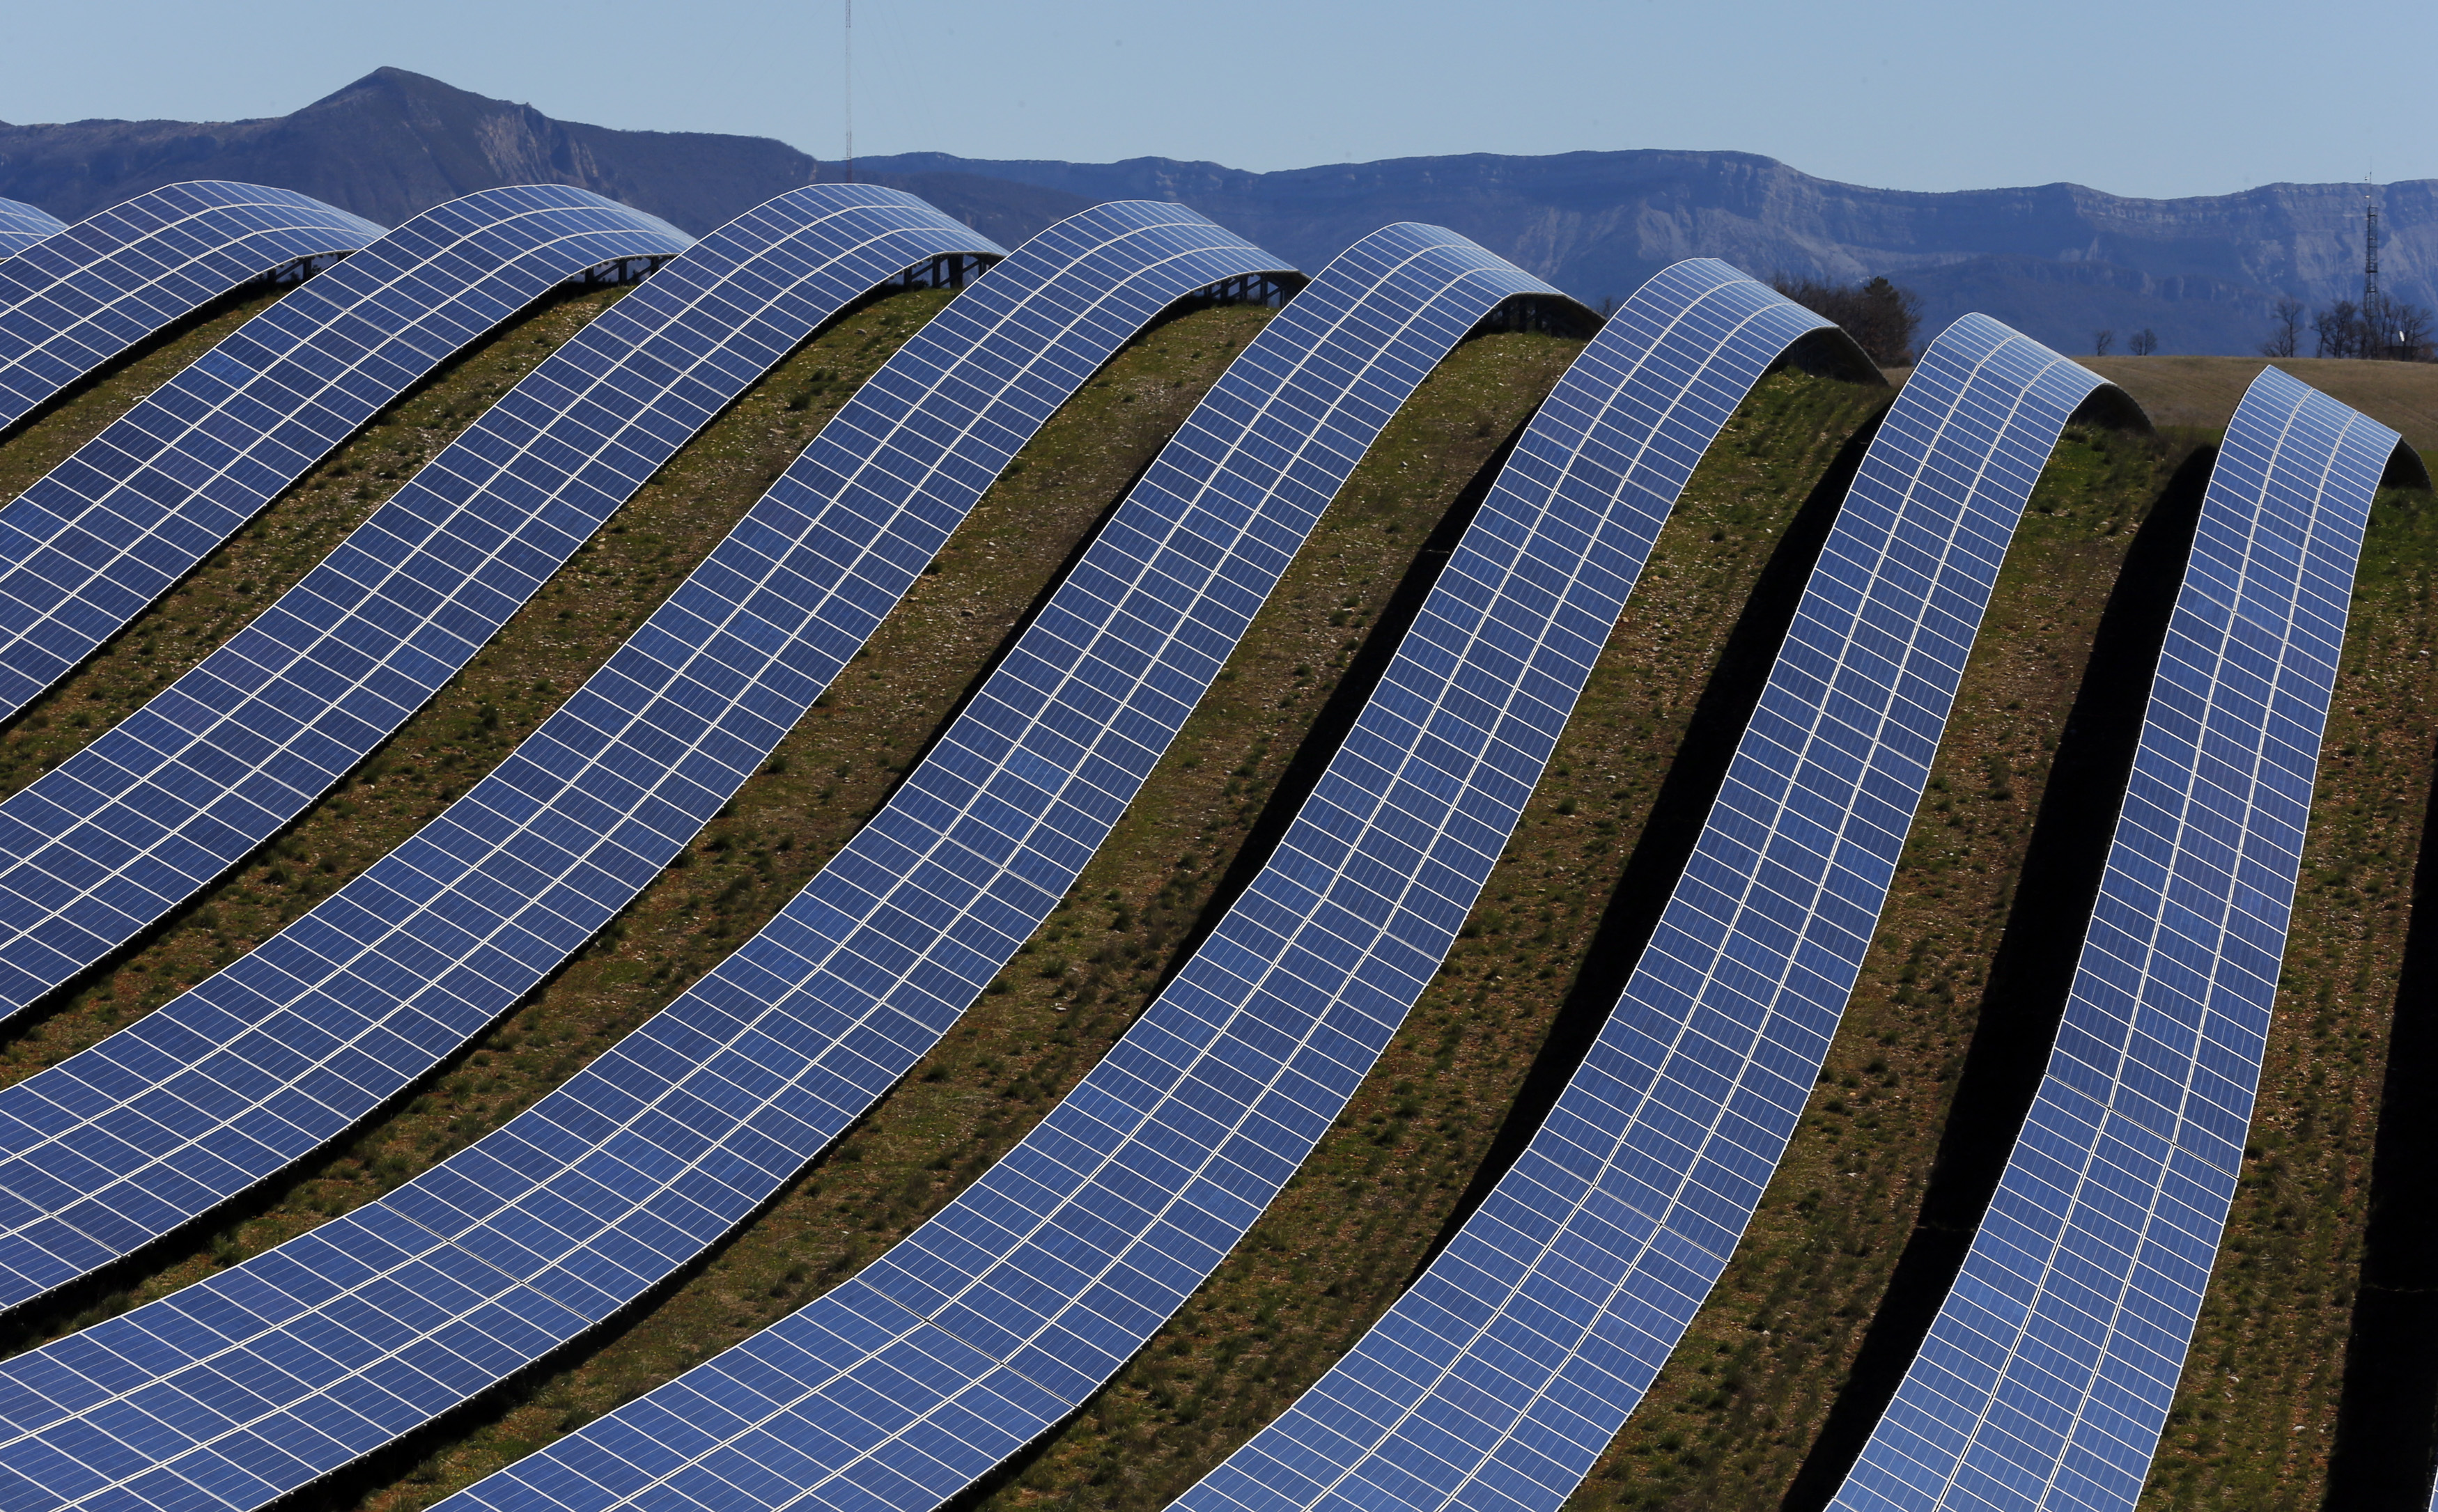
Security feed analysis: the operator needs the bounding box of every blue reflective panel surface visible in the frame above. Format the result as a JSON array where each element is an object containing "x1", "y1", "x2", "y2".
[
  {"x1": 0, "y1": 198, "x2": 66, "y2": 260},
  {"x1": 0, "y1": 184, "x2": 692, "y2": 724},
  {"x1": 402, "y1": 235, "x2": 1646, "y2": 1512},
  {"x1": 0, "y1": 207, "x2": 1300, "y2": 1501},
  {"x1": 1831, "y1": 368, "x2": 2399, "y2": 1512},
  {"x1": 0, "y1": 185, "x2": 999, "y2": 1038},
  {"x1": 0, "y1": 181, "x2": 385, "y2": 432},
  {"x1": 0, "y1": 222, "x2": 1540, "y2": 1512},
  {"x1": 1167, "y1": 315, "x2": 2120, "y2": 1512}
]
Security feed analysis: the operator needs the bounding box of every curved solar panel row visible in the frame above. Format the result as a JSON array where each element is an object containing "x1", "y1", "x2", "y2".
[
  {"x1": 0, "y1": 184, "x2": 692, "y2": 725},
  {"x1": 0, "y1": 221, "x2": 1539, "y2": 1512},
  {"x1": 0, "y1": 184, "x2": 1001, "y2": 1038},
  {"x1": 0, "y1": 182, "x2": 387, "y2": 433},
  {"x1": 0, "y1": 200, "x2": 67, "y2": 260},
  {"x1": 418, "y1": 228, "x2": 1581, "y2": 1512},
  {"x1": 1831, "y1": 368, "x2": 2408, "y2": 1512},
  {"x1": 0, "y1": 202, "x2": 1291, "y2": 1344},
  {"x1": 1167, "y1": 314, "x2": 2131, "y2": 1512}
]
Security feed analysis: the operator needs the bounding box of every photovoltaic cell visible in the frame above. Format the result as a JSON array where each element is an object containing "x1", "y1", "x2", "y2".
[
  {"x1": 1830, "y1": 367, "x2": 2404, "y2": 1512},
  {"x1": 0, "y1": 181, "x2": 386, "y2": 434},
  {"x1": 0, "y1": 183, "x2": 1002, "y2": 1041},
  {"x1": 0, "y1": 200, "x2": 66, "y2": 261},
  {"x1": 409, "y1": 232, "x2": 1606, "y2": 1512},
  {"x1": 0, "y1": 185, "x2": 691, "y2": 725},
  {"x1": 1165, "y1": 315, "x2": 2129, "y2": 1512},
  {"x1": 0, "y1": 220, "x2": 1539, "y2": 1512},
  {"x1": 0, "y1": 198, "x2": 1291, "y2": 1396}
]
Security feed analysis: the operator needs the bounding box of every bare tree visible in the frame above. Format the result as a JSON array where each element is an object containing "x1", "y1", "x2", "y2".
[
  {"x1": 2315, "y1": 299, "x2": 2362, "y2": 357},
  {"x1": 1769, "y1": 274, "x2": 1924, "y2": 366},
  {"x1": 2128, "y1": 327, "x2": 2159, "y2": 356},
  {"x1": 2260, "y1": 297, "x2": 2305, "y2": 358},
  {"x1": 2093, "y1": 329, "x2": 2115, "y2": 357}
]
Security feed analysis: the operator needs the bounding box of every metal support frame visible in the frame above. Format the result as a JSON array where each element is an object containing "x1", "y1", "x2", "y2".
[
  {"x1": 576, "y1": 254, "x2": 678, "y2": 289},
  {"x1": 874, "y1": 252, "x2": 995, "y2": 293},
  {"x1": 1470, "y1": 291, "x2": 1603, "y2": 339}
]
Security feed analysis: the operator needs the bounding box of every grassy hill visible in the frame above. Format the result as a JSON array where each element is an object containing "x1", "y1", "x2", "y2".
[
  {"x1": 2085, "y1": 355, "x2": 2438, "y2": 455},
  {"x1": 1881, "y1": 354, "x2": 2438, "y2": 455},
  {"x1": 1, "y1": 295, "x2": 2434, "y2": 1512}
]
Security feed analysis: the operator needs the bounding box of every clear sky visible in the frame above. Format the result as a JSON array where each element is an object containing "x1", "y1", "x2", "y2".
[{"x1": 3, "y1": 0, "x2": 2431, "y2": 200}]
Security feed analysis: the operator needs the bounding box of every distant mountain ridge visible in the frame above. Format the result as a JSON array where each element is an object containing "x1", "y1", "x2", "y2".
[{"x1": 0, "y1": 67, "x2": 2425, "y2": 356}]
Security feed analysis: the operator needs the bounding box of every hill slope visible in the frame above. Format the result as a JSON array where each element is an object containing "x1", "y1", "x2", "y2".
[
  {"x1": 0, "y1": 68, "x2": 1090, "y2": 247},
  {"x1": 0, "y1": 281, "x2": 2433, "y2": 1510}
]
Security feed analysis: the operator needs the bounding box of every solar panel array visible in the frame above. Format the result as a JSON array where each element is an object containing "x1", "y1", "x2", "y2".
[
  {"x1": 0, "y1": 199, "x2": 67, "y2": 260},
  {"x1": 0, "y1": 203, "x2": 1324, "y2": 1512},
  {"x1": 0, "y1": 200, "x2": 1291, "y2": 1374},
  {"x1": 407, "y1": 228, "x2": 1577, "y2": 1512},
  {"x1": 0, "y1": 182, "x2": 385, "y2": 433},
  {"x1": 1830, "y1": 368, "x2": 2400, "y2": 1512},
  {"x1": 0, "y1": 184, "x2": 1002, "y2": 1041},
  {"x1": 1160, "y1": 315, "x2": 2122, "y2": 1512},
  {"x1": 0, "y1": 184, "x2": 691, "y2": 725}
]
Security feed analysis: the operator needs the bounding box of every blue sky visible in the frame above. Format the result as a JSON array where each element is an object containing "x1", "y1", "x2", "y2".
[{"x1": 4, "y1": 0, "x2": 2432, "y2": 199}]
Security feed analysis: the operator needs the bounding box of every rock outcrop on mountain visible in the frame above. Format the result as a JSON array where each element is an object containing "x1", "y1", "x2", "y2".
[
  {"x1": 1, "y1": 68, "x2": 2424, "y2": 354},
  {"x1": 854, "y1": 148, "x2": 2435, "y2": 357}
]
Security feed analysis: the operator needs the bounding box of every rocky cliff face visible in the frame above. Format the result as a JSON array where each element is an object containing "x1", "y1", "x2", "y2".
[
  {"x1": 1, "y1": 68, "x2": 2424, "y2": 356},
  {"x1": 856, "y1": 148, "x2": 2436, "y2": 356}
]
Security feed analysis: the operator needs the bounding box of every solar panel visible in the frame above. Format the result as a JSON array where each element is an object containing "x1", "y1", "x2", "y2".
[
  {"x1": 1829, "y1": 368, "x2": 2404, "y2": 1512},
  {"x1": 0, "y1": 201, "x2": 1291, "y2": 1339},
  {"x1": 1155, "y1": 315, "x2": 2134, "y2": 1512},
  {"x1": 0, "y1": 184, "x2": 1000, "y2": 1035},
  {"x1": 350, "y1": 240, "x2": 1681, "y2": 1512},
  {"x1": 0, "y1": 198, "x2": 67, "y2": 261},
  {"x1": 0, "y1": 185, "x2": 692, "y2": 726},
  {"x1": 0, "y1": 219, "x2": 1536, "y2": 1512},
  {"x1": 0, "y1": 182, "x2": 386, "y2": 435}
]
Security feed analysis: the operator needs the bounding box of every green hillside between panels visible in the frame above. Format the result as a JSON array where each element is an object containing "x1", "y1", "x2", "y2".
[{"x1": 1, "y1": 286, "x2": 2435, "y2": 1512}]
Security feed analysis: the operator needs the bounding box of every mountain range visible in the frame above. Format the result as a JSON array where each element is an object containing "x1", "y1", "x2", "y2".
[{"x1": 1, "y1": 66, "x2": 2425, "y2": 358}]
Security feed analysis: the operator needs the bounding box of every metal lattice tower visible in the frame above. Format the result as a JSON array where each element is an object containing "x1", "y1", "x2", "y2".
[{"x1": 2366, "y1": 179, "x2": 2382, "y2": 309}]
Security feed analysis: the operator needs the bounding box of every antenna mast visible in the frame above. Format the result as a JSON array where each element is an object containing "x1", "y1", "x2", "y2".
[
  {"x1": 844, "y1": 0, "x2": 854, "y2": 184},
  {"x1": 2364, "y1": 176, "x2": 2385, "y2": 358}
]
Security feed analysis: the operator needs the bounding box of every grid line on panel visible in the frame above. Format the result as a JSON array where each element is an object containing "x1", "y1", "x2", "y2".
[
  {"x1": 1832, "y1": 368, "x2": 2398, "y2": 1512},
  {"x1": 0, "y1": 198, "x2": 66, "y2": 260},
  {"x1": 398, "y1": 260, "x2": 1835, "y2": 1512},
  {"x1": 0, "y1": 185, "x2": 1002, "y2": 1059},
  {"x1": 0, "y1": 201, "x2": 1275, "y2": 1313},
  {"x1": 0, "y1": 182, "x2": 387, "y2": 432},
  {"x1": 0, "y1": 185, "x2": 692, "y2": 726},
  {"x1": 1168, "y1": 315, "x2": 2119, "y2": 1512},
  {"x1": 0, "y1": 205, "x2": 1308, "y2": 1512}
]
